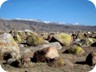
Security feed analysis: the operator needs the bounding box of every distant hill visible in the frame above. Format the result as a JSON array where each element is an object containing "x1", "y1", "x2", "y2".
[{"x1": 0, "y1": 19, "x2": 96, "y2": 32}]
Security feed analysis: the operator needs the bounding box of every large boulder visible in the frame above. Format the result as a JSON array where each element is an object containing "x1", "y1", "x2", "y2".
[
  {"x1": 66, "y1": 45, "x2": 85, "y2": 55},
  {"x1": 49, "y1": 33, "x2": 72, "y2": 46},
  {"x1": 33, "y1": 46, "x2": 59, "y2": 62},
  {"x1": 26, "y1": 33, "x2": 44, "y2": 46},
  {"x1": 0, "y1": 33, "x2": 20, "y2": 60},
  {"x1": 45, "y1": 47, "x2": 59, "y2": 59},
  {"x1": 86, "y1": 52, "x2": 96, "y2": 66}
]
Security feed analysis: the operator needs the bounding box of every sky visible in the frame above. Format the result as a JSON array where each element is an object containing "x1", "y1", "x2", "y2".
[{"x1": 0, "y1": 0, "x2": 96, "y2": 26}]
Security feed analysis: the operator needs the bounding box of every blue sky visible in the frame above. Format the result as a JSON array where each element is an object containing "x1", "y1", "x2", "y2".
[{"x1": 0, "y1": 0, "x2": 96, "y2": 26}]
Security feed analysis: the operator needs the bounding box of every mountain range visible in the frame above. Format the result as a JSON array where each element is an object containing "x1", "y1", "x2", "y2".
[{"x1": 0, "y1": 18, "x2": 96, "y2": 32}]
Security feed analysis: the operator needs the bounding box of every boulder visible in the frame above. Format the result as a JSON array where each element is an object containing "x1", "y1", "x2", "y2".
[
  {"x1": 0, "y1": 33, "x2": 20, "y2": 60},
  {"x1": 77, "y1": 33, "x2": 85, "y2": 39},
  {"x1": 21, "y1": 49, "x2": 33, "y2": 60},
  {"x1": 24, "y1": 29, "x2": 33, "y2": 36},
  {"x1": 47, "y1": 57, "x2": 64, "y2": 67},
  {"x1": 17, "y1": 31, "x2": 27, "y2": 43},
  {"x1": 86, "y1": 52, "x2": 96, "y2": 66},
  {"x1": 79, "y1": 38, "x2": 94, "y2": 47},
  {"x1": 64, "y1": 59, "x2": 74, "y2": 67},
  {"x1": 74, "y1": 38, "x2": 94, "y2": 47},
  {"x1": 40, "y1": 33, "x2": 49, "y2": 40},
  {"x1": 73, "y1": 38, "x2": 80, "y2": 44},
  {"x1": 10, "y1": 30, "x2": 26, "y2": 43},
  {"x1": 45, "y1": 47, "x2": 59, "y2": 59},
  {"x1": 49, "y1": 33, "x2": 72, "y2": 46},
  {"x1": 91, "y1": 33, "x2": 96, "y2": 38},
  {"x1": 66, "y1": 45, "x2": 85, "y2": 55},
  {"x1": 91, "y1": 42, "x2": 96, "y2": 47},
  {"x1": 26, "y1": 33, "x2": 44, "y2": 46},
  {"x1": 33, "y1": 46, "x2": 59, "y2": 62},
  {"x1": 8, "y1": 49, "x2": 33, "y2": 68},
  {"x1": 13, "y1": 34, "x2": 22, "y2": 43},
  {"x1": 39, "y1": 42, "x2": 62, "y2": 49}
]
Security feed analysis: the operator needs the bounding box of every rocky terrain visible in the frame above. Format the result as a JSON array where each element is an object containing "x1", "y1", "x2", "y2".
[{"x1": 0, "y1": 19, "x2": 96, "y2": 72}]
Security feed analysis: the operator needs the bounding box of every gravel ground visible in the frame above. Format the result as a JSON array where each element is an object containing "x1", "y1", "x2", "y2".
[{"x1": 0, "y1": 46, "x2": 96, "y2": 72}]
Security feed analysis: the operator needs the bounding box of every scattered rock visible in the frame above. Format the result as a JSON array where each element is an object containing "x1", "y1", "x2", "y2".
[
  {"x1": 33, "y1": 46, "x2": 59, "y2": 62},
  {"x1": 9, "y1": 49, "x2": 33, "y2": 68},
  {"x1": 91, "y1": 42, "x2": 96, "y2": 47},
  {"x1": 77, "y1": 33, "x2": 85, "y2": 39},
  {"x1": 66, "y1": 45, "x2": 85, "y2": 55},
  {"x1": 26, "y1": 33, "x2": 44, "y2": 46},
  {"x1": 39, "y1": 42, "x2": 62, "y2": 49},
  {"x1": 45, "y1": 47, "x2": 59, "y2": 59},
  {"x1": 13, "y1": 34, "x2": 22, "y2": 43},
  {"x1": 64, "y1": 59, "x2": 74, "y2": 67},
  {"x1": 24, "y1": 29, "x2": 33, "y2": 36},
  {"x1": 0, "y1": 33, "x2": 20, "y2": 60},
  {"x1": 80, "y1": 38, "x2": 94, "y2": 47},
  {"x1": 86, "y1": 52, "x2": 96, "y2": 66},
  {"x1": 47, "y1": 57, "x2": 64, "y2": 67},
  {"x1": 17, "y1": 31, "x2": 27, "y2": 43},
  {"x1": 40, "y1": 33, "x2": 49, "y2": 40},
  {"x1": 10, "y1": 30, "x2": 26, "y2": 43},
  {"x1": 74, "y1": 38, "x2": 94, "y2": 47},
  {"x1": 49, "y1": 33, "x2": 72, "y2": 46},
  {"x1": 20, "y1": 55, "x2": 31, "y2": 67}
]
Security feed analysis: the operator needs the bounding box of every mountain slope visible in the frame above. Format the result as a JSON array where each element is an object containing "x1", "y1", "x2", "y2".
[{"x1": 0, "y1": 19, "x2": 96, "y2": 32}]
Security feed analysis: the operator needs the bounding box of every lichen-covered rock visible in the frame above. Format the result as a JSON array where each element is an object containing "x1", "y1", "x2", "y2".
[
  {"x1": 40, "y1": 33, "x2": 49, "y2": 40},
  {"x1": 49, "y1": 33, "x2": 72, "y2": 46},
  {"x1": 86, "y1": 52, "x2": 96, "y2": 66},
  {"x1": 33, "y1": 46, "x2": 59, "y2": 62},
  {"x1": 9, "y1": 30, "x2": 18, "y2": 36},
  {"x1": 10, "y1": 30, "x2": 26, "y2": 43},
  {"x1": 17, "y1": 31, "x2": 27, "y2": 43},
  {"x1": 67, "y1": 45, "x2": 85, "y2": 55},
  {"x1": 79, "y1": 38, "x2": 94, "y2": 47},
  {"x1": 26, "y1": 33, "x2": 44, "y2": 46},
  {"x1": 0, "y1": 33, "x2": 20, "y2": 60},
  {"x1": 13, "y1": 34, "x2": 22, "y2": 43},
  {"x1": 73, "y1": 37, "x2": 95, "y2": 47},
  {"x1": 77, "y1": 33, "x2": 85, "y2": 39},
  {"x1": 24, "y1": 29, "x2": 35, "y2": 37},
  {"x1": 47, "y1": 57, "x2": 64, "y2": 67}
]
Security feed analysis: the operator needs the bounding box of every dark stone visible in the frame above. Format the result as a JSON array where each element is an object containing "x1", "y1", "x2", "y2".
[
  {"x1": 3, "y1": 52, "x2": 12, "y2": 61},
  {"x1": 91, "y1": 42, "x2": 96, "y2": 47}
]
